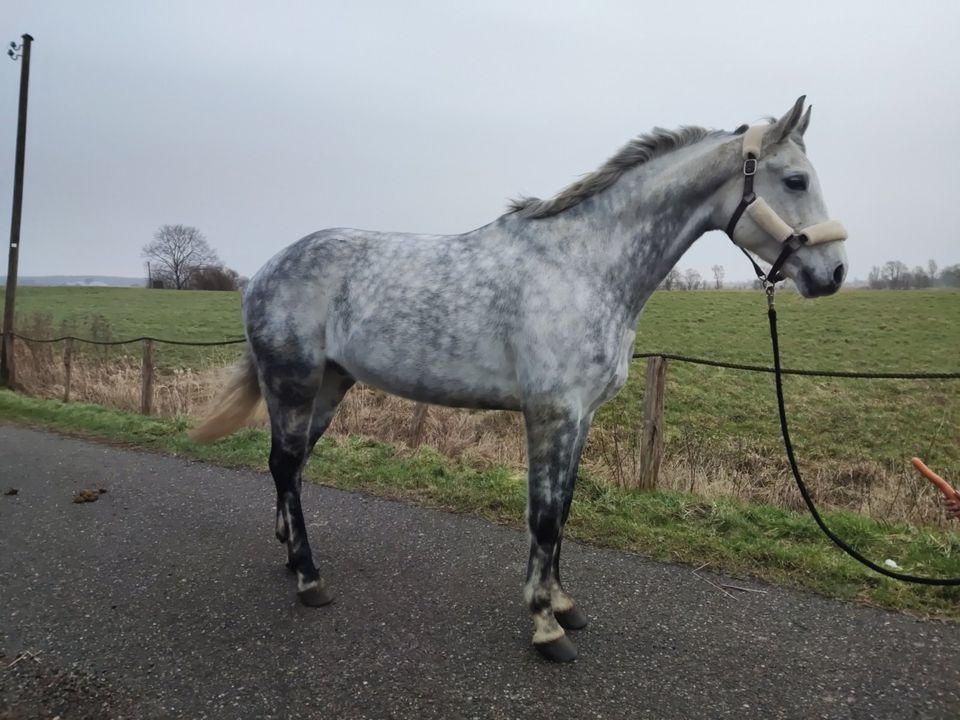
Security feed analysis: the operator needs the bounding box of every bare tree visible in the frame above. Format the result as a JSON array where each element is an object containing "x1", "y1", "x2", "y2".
[
  {"x1": 711, "y1": 264, "x2": 725, "y2": 290},
  {"x1": 928, "y1": 259, "x2": 939, "y2": 284},
  {"x1": 941, "y1": 264, "x2": 960, "y2": 288},
  {"x1": 911, "y1": 265, "x2": 932, "y2": 288},
  {"x1": 142, "y1": 224, "x2": 219, "y2": 290},
  {"x1": 881, "y1": 260, "x2": 909, "y2": 290},
  {"x1": 682, "y1": 268, "x2": 703, "y2": 290},
  {"x1": 660, "y1": 267, "x2": 682, "y2": 290}
]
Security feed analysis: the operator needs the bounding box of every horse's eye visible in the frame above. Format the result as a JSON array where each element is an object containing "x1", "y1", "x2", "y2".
[{"x1": 784, "y1": 174, "x2": 808, "y2": 191}]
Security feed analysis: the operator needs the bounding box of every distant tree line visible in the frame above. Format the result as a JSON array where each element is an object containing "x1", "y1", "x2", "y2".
[
  {"x1": 658, "y1": 259, "x2": 959, "y2": 291},
  {"x1": 142, "y1": 224, "x2": 245, "y2": 291},
  {"x1": 867, "y1": 260, "x2": 960, "y2": 289},
  {"x1": 659, "y1": 265, "x2": 726, "y2": 291}
]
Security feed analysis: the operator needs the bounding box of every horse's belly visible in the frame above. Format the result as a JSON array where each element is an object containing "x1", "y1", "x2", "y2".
[
  {"x1": 371, "y1": 377, "x2": 523, "y2": 411},
  {"x1": 332, "y1": 341, "x2": 522, "y2": 411}
]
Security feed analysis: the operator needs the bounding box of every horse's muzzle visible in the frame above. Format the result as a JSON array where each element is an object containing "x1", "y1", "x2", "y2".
[{"x1": 800, "y1": 262, "x2": 845, "y2": 297}]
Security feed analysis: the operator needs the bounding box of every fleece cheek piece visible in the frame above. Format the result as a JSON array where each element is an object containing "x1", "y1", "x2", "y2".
[
  {"x1": 746, "y1": 198, "x2": 795, "y2": 244},
  {"x1": 799, "y1": 219, "x2": 848, "y2": 246},
  {"x1": 746, "y1": 199, "x2": 848, "y2": 246}
]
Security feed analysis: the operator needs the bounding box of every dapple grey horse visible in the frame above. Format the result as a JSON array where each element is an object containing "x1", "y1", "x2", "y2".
[{"x1": 192, "y1": 97, "x2": 847, "y2": 662}]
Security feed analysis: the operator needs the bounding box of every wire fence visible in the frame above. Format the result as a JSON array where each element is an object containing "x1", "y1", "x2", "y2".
[
  {"x1": 630, "y1": 351, "x2": 960, "y2": 380},
  {"x1": 6, "y1": 329, "x2": 959, "y2": 495},
  {"x1": 11, "y1": 331, "x2": 960, "y2": 380},
  {"x1": 12, "y1": 333, "x2": 248, "y2": 347}
]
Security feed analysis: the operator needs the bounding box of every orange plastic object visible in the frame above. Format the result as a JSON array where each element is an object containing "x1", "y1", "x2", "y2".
[{"x1": 912, "y1": 457, "x2": 958, "y2": 501}]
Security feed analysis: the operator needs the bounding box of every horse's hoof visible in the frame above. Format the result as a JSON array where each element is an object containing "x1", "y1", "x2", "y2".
[
  {"x1": 534, "y1": 635, "x2": 578, "y2": 663},
  {"x1": 297, "y1": 583, "x2": 334, "y2": 607},
  {"x1": 555, "y1": 606, "x2": 588, "y2": 631}
]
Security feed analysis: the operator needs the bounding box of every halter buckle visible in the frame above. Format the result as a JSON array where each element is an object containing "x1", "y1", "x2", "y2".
[{"x1": 743, "y1": 158, "x2": 758, "y2": 176}]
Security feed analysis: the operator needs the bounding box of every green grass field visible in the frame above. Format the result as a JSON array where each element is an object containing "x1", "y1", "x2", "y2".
[
  {"x1": 2, "y1": 285, "x2": 245, "y2": 369},
  {"x1": 5, "y1": 285, "x2": 957, "y2": 480},
  {"x1": 3, "y1": 285, "x2": 244, "y2": 341},
  {"x1": 623, "y1": 289, "x2": 960, "y2": 482}
]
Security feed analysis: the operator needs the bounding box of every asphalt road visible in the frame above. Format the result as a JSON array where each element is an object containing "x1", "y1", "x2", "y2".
[{"x1": 1, "y1": 425, "x2": 959, "y2": 719}]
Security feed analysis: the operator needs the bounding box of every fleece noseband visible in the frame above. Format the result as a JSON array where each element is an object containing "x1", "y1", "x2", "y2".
[{"x1": 725, "y1": 125, "x2": 847, "y2": 285}]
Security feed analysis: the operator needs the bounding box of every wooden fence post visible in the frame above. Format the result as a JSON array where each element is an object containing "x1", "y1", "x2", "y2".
[
  {"x1": 141, "y1": 339, "x2": 154, "y2": 415},
  {"x1": 638, "y1": 356, "x2": 667, "y2": 490},
  {"x1": 409, "y1": 402, "x2": 429, "y2": 447},
  {"x1": 62, "y1": 338, "x2": 73, "y2": 402}
]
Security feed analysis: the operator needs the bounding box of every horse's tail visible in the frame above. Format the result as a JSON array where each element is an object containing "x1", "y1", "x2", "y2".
[{"x1": 189, "y1": 349, "x2": 262, "y2": 443}]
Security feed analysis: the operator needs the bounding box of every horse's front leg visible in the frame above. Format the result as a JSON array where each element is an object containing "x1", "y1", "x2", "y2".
[{"x1": 523, "y1": 403, "x2": 587, "y2": 663}]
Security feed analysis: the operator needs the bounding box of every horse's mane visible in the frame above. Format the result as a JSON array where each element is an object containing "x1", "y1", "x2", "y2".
[{"x1": 507, "y1": 123, "x2": 750, "y2": 219}]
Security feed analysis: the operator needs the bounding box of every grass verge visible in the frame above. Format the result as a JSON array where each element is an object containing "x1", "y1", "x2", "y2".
[{"x1": 2, "y1": 389, "x2": 959, "y2": 620}]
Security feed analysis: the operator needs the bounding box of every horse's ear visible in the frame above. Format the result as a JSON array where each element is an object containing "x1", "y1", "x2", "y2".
[
  {"x1": 795, "y1": 105, "x2": 812, "y2": 138},
  {"x1": 771, "y1": 95, "x2": 807, "y2": 144}
]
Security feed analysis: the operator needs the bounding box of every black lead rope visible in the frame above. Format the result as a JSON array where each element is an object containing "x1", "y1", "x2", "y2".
[{"x1": 766, "y1": 289, "x2": 960, "y2": 586}]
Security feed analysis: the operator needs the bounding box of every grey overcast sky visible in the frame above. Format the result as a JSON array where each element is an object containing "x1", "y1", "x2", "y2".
[{"x1": 3, "y1": 0, "x2": 959, "y2": 281}]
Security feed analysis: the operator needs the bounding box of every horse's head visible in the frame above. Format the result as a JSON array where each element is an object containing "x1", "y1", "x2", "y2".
[{"x1": 723, "y1": 97, "x2": 848, "y2": 297}]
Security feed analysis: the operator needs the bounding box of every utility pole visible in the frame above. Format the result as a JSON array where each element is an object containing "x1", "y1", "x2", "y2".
[{"x1": 1, "y1": 33, "x2": 33, "y2": 388}]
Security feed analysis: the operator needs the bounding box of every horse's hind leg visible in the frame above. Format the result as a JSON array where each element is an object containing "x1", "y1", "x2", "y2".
[
  {"x1": 306, "y1": 362, "x2": 356, "y2": 456},
  {"x1": 261, "y1": 366, "x2": 332, "y2": 606},
  {"x1": 523, "y1": 402, "x2": 586, "y2": 663},
  {"x1": 277, "y1": 362, "x2": 355, "y2": 572}
]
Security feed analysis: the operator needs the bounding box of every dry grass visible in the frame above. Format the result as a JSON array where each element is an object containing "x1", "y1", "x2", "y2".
[
  {"x1": 9, "y1": 314, "x2": 954, "y2": 529},
  {"x1": 14, "y1": 338, "x2": 219, "y2": 418},
  {"x1": 11, "y1": 326, "x2": 529, "y2": 462},
  {"x1": 582, "y1": 419, "x2": 951, "y2": 527}
]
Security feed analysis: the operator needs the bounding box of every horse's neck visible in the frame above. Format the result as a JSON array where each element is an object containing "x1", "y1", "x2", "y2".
[{"x1": 548, "y1": 135, "x2": 737, "y2": 321}]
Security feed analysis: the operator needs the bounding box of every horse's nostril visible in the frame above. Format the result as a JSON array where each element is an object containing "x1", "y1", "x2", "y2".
[{"x1": 833, "y1": 263, "x2": 845, "y2": 286}]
